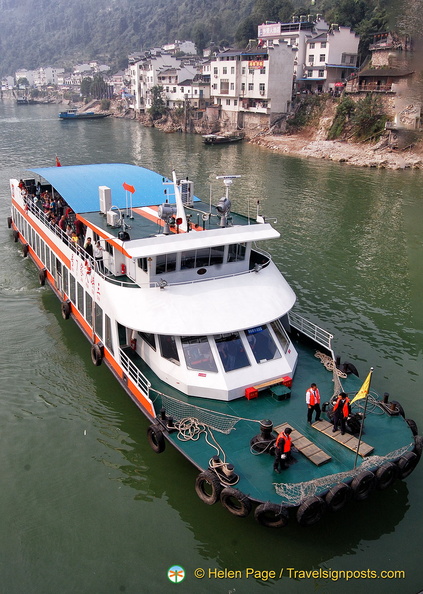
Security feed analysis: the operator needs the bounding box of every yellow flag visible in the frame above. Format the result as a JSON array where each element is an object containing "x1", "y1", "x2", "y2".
[{"x1": 350, "y1": 369, "x2": 373, "y2": 404}]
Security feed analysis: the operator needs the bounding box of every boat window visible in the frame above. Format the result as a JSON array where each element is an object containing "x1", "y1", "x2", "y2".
[
  {"x1": 181, "y1": 249, "x2": 196, "y2": 269},
  {"x1": 77, "y1": 282, "x2": 84, "y2": 314},
  {"x1": 105, "y1": 315, "x2": 114, "y2": 354},
  {"x1": 270, "y1": 320, "x2": 290, "y2": 353},
  {"x1": 180, "y1": 246, "x2": 225, "y2": 270},
  {"x1": 159, "y1": 335, "x2": 180, "y2": 365},
  {"x1": 246, "y1": 325, "x2": 281, "y2": 363},
  {"x1": 215, "y1": 333, "x2": 250, "y2": 372},
  {"x1": 228, "y1": 243, "x2": 246, "y2": 262},
  {"x1": 181, "y1": 336, "x2": 217, "y2": 372},
  {"x1": 95, "y1": 303, "x2": 103, "y2": 340},
  {"x1": 137, "y1": 257, "x2": 148, "y2": 273},
  {"x1": 69, "y1": 274, "x2": 76, "y2": 304},
  {"x1": 85, "y1": 292, "x2": 92, "y2": 326},
  {"x1": 156, "y1": 253, "x2": 177, "y2": 274},
  {"x1": 138, "y1": 331, "x2": 156, "y2": 351}
]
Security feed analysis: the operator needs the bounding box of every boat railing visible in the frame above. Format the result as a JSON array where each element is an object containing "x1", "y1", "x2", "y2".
[
  {"x1": 288, "y1": 311, "x2": 335, "y2": 359},
  {"x1": 120, "y1": 348, "x2": 152, "y2": 397}
]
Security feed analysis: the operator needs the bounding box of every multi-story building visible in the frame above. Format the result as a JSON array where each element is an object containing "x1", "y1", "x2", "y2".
[
  {"x1": 209, "y1": 43, "x2": 295, "y2": 128},
  {"x1": 299, "y1": 25, "x2": 359, "y2": 93}
]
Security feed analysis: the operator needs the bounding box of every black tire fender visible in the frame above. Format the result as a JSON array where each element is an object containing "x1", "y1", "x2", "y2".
[
  {"x1": 7, "y1": 217, "x2": 12, "y2": 229},
  {"x1": 325, "y1": 482, "x2": 351, "y2": 512},
  {"x1": 296, "y1": 496, "x2": 326, "y2": 526},
  {"x1": 13, "y1": 229, "x2": 19, "y2": 242},
  {"x1": 23, "y1": 243, "x2": 29, "y2": 257},
  {"x1": 220, "y1": 487, "x2": 252, "y2": 518},
  {"x1": 406, "y1": 419, "x2": 419, "y2": 436},
  {"x1": 396, "y1": 451, "x2": 418, "y2": 479},
  {"x1": 147, "y1": 424, "x2": 165, "y2": 454},
  {"x1": 375, "y1": 462, "x2": 398, "y2": 490},
  {"x1": 39, "y1": 268, "x2": 47, "y2": 286},
  {"x1": 90, "y1": 342, "x2": 104, "y2": 366},
  {"x1": 351, "y1": 471, "x2": 376, "y2": 500},
  {"x1": 254, "y1": 502, "x2": 289, "y2": 528},
  {"x1": 344, "y1": 362, "x2": 359, "y2": 376},
  {"x1": 413, "y1": 435, "x2": 423, "y2": 460},
  {"x1": 390, "y1": 400, "x2": 405, "y2": 418},
  {"x1": 61, "y1": 300, "x2": 71, "y2": 320},
  {"x1": 194, "y1": 470, "x2": 222, "y2": 505}
]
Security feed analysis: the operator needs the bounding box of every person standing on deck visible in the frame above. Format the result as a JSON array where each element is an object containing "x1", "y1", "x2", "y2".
[
  {"x1": 332, "y1": 392, "x2": 351, "y2": 435},
  {"x1": 306, "y1": 382, "x2": 321, "y2": 424},
  {"x1": 273, "y1": 427, "x2": 293, "y2": 473}
]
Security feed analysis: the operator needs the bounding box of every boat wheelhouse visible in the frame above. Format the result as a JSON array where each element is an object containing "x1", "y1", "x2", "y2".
[{"x1": 9, "y1": 163, "x2": 422, "y2": 527}]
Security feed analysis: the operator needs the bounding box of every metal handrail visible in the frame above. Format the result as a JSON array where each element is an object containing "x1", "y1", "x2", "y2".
[
  {"x1": 288, "y1": 311, "x2": 335, "y2": 358},
  {"x1": 120, "y1": 348, "x2": 152, "y2": 397}
]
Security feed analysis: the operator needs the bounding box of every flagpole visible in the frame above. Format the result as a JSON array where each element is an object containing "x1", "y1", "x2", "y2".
[{"x1": 353, "y1": 367, "x2": 373, "y2": 469}]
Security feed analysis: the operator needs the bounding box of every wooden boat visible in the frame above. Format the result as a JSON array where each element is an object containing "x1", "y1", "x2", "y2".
[
  {"x1": 202, "y1": 133, "x2": 244, "y2": 145},
  {"x1": 8, "y1": 164, "x2": 422, "y2": 527}
]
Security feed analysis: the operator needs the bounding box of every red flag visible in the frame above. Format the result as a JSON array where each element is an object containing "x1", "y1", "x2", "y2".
[
  {"x1": 56, "y1": 156, "x2": 61, "y2": 167},
  {"x1": 123, "y1": 182, "x2": 135, "y2": 193}
]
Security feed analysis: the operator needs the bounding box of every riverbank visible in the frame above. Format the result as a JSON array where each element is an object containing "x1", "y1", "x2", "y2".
[{"x1": 249, "y1": 132, "x2": 423, "y2": 170}]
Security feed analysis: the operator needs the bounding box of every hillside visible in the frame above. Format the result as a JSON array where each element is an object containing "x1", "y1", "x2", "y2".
[{"x1": 0, "y1": 0, "x2": 399, "y2": 77}]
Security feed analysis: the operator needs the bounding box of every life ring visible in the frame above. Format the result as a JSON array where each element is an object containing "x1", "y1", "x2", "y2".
[
  {"x1": 90, "y1": 343, "x2": 104, "y2": 366},
  {"x1": 61, "y1": 300, "x2": 71, "y2": 320},
  {"x1": 351, "y1": 471, "x2": 376, "y2": 500},
  {"x1": 254, "y1": 502, "x2": 289, "y2": 528},
  {"x1": 220, "y1": 487, "x2": 252, "y2": 517},
  {"x1": 7, "y1": 217, "x2": 12, "y2": 229},
  {"x1": 396, "y1": 451, "x2": 418, "y2": 478},
  {"x1": 325, "y1": 483, "x2": 351, "y2": 512},
  {"x1": 147, "y1": 424, "x2": 165, "y2": 454},
  {"x1": 375, "y1": 462, "x2": 398, "y2": 490},
  {"x1": 406, "y1": 418, "x2": 419, "y2": 436},
  {"x1": 413, "y1": 435, "x2": 423, "y2": 460},
  {"x1": 13, "y1": 229, "x2": 19, "y2": 242},
  {"x1": 23, "y1": 243, "x2": 29, "y2": 257},
  {"x1": 39, "y1": 268, "x2": 47, "y2": 286},
  {"x1": 390, "y1": 400, "x2": 405, "y2": 417},
  {"x1": 296, "y1": 496, "x2": 326, "y2": 526},
  {"x1": 194, "y1": 470, "x2": 222, "y2": 505}
]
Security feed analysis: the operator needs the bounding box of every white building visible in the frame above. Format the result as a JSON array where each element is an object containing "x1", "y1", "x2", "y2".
[
  {"x1": 299, "y1": 26, "x2": 359, "y2": 93},
  {"x1": 34, "y1": 66, "x2": 65, "y2": 86},
  {"x1": 209, "y1": 43, "x2": 295, "y2": 128},
  {"x1": 162, "y1": 40, "x2": 197, "y2": 55}
]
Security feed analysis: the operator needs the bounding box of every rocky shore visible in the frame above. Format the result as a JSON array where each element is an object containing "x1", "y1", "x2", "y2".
[{"x1": 249, "y1": 133, "x2": 423, "y2": 170}]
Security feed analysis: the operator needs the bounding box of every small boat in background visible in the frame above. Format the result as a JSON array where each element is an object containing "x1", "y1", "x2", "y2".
[
  {"x1": 203, "y1": 132, "x2": 244, "y2": 145},
  {"x1": 59, "y1": 108, "x2": 109, "y2": 120}
]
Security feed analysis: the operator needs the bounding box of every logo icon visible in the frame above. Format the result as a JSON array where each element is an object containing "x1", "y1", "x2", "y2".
[{"x1": 167, "y1": 565, "x2": 186, "y2": 583}]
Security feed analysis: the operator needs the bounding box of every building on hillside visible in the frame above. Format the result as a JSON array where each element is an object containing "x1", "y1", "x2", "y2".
[
  {"x1": 298, "y1": 25, "x2": 359, "y2": 93},
  {"x1": 15, "y1": 69, "x2": 36, "y2": 86},
  {"x1": 258, "y1": 18, "x2": 328, "y2": 77},
  {"x1": 209, "y1": 43, "x2": 295, "y2": 129},
  {"x1": 162, "y1": 40, "x2": 197, "y2": 55},
  {"x1": 34, "y1": 67, "x2": 65, "y2": 86}
]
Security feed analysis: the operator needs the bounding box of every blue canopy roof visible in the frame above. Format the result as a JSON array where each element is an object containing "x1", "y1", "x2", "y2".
[{"x1": 28, "y1": 163, "x2": 182, "y2": 214}]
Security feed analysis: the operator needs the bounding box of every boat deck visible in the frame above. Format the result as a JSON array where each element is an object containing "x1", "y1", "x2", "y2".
[{"x1": 124, "y1": 336, "x2": 414, "y2": 505}]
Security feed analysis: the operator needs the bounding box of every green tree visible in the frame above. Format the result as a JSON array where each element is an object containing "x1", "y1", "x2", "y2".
[
  {"x1": 351, "y1": 94, "x2": 387, "y2": 140},
  {"x1": 80, "y1": 77, "x2": 92, "y2": 98},
  {"x1": 17, "y1": 77, "x2": 30, "y2": 87},
  {"x1": 149, "y1": 85, "x2": 167, "y2": 120}
]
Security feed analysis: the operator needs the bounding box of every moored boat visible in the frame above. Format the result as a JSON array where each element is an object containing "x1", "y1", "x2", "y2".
[
  {"x1": 9, "y1": 164, "x2": 422, "y2": 527},
  {"x1": 59, "y1": 108, "x2": 109, "y2": 120},
  {"x1": 202, "y1": 133, "x2": 244, "y2": 145}
]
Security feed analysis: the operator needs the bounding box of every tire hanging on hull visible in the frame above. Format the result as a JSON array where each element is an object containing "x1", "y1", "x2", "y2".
[
  {"x1": 220, "y1": 487, "x2": 252, "y2": 518},
  {"x1": 194, "y1": 470, "x2": 222, "y2": 505},
  {"x1": 147, "y1": 424, "x2": 165, "y2": 454},
  {"x1": 254, "y1": 502, "x2": 289, "y2": 528}
]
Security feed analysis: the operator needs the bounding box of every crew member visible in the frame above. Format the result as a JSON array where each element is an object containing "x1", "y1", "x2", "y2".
[
  {"x1": 332, "y1": 392, "x2": 351, "y2": 435},
  {"x1": 273, "y1": 427, "x2": 293, "y2": 473},
  {"x1": 306, "y1": 382, "x2": 321, "y2": 424}
]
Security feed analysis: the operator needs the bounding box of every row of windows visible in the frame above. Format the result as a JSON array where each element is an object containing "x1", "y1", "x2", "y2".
[
  {"x1": 308, "y1": 54, "x2": 326, "y2": 63},
  {"x1": 137, "y1": 321, "x2": 290, "y2": 374},
  {"x1": 213, "y1": 67, "x2": 267, "y2": 75},
  {"x1": 309, "y1": 42, "x2": 326, "y2": 49},
  {"x1": 137, "y1": 244, "x2": 246, "y2": 276},
  {"x1": 13, "y1": 208, "x2": 113, "y2": 354}
]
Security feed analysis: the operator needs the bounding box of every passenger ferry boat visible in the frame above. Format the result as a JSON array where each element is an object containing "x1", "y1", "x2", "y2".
[{"x1": 9, "y1": 164, "x2": 422, "y2": 527}]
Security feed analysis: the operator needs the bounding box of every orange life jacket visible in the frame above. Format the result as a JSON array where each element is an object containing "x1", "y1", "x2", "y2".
[
  {"x1": 334, "y1": 396, "x2": 350, "y2": 417},
  {"x1": 307, "y1": 387, "x2": 320, "y2": 406},
  {"x1": 275, "y1": 432, "x2": 292, "y2": 453}
]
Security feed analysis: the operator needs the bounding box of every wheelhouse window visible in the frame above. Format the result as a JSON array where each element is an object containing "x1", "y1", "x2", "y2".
[
  {"x1": 138, "y1": 331, "x2": 156, "y2": 350},
  {"x1": 215, "y1": 333, "x2": 250, "y2": 372},
  {"x1": 270, "y1": 320, "x2": 290, "y2": 353},
  {"x1": 228, "y1": 243, "x2": 246, "y2": 262},
  {"x1": 181, "y1": 336, "x2": 217, "y2": 372},
  {"x1": 246, "y1": 325, "x2": 281, "y2": 363},
  {"x1": 156, "y1": 253, "x2": 177, "y2": 274},
  {"x1": 159, "y1": 335, "x2": 180, "y2": 364}
]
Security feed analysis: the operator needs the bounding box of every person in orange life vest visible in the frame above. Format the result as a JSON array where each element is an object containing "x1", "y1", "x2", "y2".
[
  {"x1": 306, "y1": 382, "x2": 321, "y2": 424},
  {"x1": 273, "y1": 427, "x2": 292, "y2": 473},
  {"x1": 332, "y1": 392, "x2": 351, "y2": 435}
]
